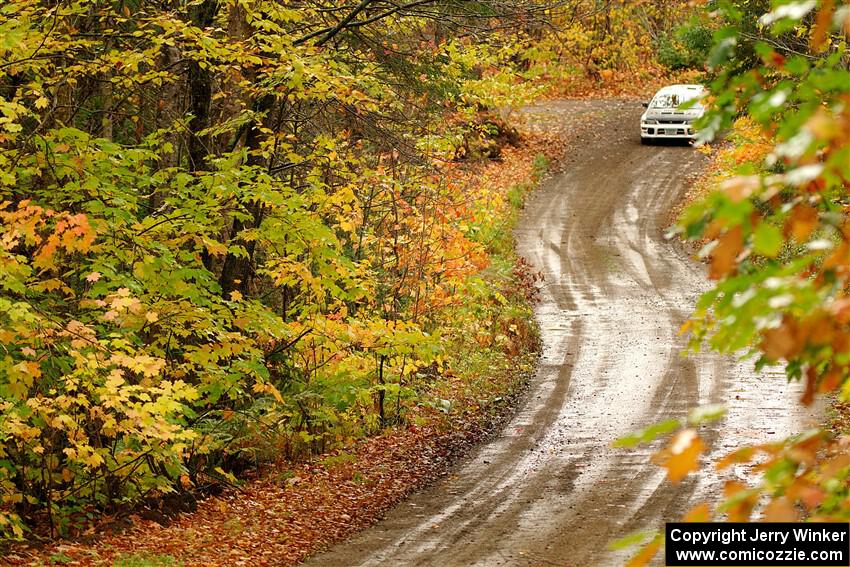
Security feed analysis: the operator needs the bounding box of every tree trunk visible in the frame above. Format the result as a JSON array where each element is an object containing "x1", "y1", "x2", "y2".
[
  {"x1": 187, "y1": 0, "x2": 219, "y2": 172},
  {"x1": 218, "y1": 95, "x2": 274, "y2": 296}
]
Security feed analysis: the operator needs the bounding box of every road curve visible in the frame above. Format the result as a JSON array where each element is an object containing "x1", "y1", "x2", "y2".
[{"x1": 306, "y1": 99, "x2": 819, "y2": 566}]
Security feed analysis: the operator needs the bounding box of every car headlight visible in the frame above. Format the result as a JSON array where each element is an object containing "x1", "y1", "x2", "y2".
[{"x1": 642, "y1": 119, "x2": 658, "y2": 125}]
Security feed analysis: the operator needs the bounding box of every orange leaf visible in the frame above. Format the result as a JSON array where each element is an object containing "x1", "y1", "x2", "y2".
[
  {"x1": 716, "y1": 446, "x2": 755, "y2": 470},
  {"x1": 761, "y1": 322, "x2": 798, "y2": 361},
  {"x1": 821, "y1": 452, "x2": 850, "y2": 477},
  {"x1": 811, "y1": 0, "x2": 835, "y2": 53},
  {"x1": 806, "y1": 108, "x2": 839, "y2": 141},
  {"x1": 786, "y1": 203, "x2": 818, "y2": 242},
  {"x1": 819, "y1": 368, "x2": 843, "y2": 393},
  {"x1": 764, "y1": 497, "x2": 798, "y2": 522},
  {"x1": 787, "y1": 479, "x2": 826, "y2": 510},
  {"x1": 809, "y1": 316, "x2": 834, "y2": 346},
  {"x1": 683, "y1": 503, "x2": 711, "y2": 522},
  {"x1": 801, "y1": 366, "x2": 817, "y2": 406},
  {"x1": 721, "y1": 175, "x2": 760, "y2": 203},
  {"x1": 704, "y1": 219, "x2": 724, "y2": 240},
  {"x1": 710, "y1": 227, "x2": 743, "y2": 280},
  {"x1": 725, "y1": 480, "x2": 746, "y2": 497},
  {"x1": 829, "y1": 299, "x2": 850, "y2": 325},
  {"x1": 654, "y1": 429, "x2": 704, "y2": 483}
]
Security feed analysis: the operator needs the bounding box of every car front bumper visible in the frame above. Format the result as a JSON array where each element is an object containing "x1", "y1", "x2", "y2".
[{"x1": 640, "y1": 123, "x2": 696, "y2": 139}]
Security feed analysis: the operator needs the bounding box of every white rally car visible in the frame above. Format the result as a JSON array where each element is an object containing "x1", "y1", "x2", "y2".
[{"x1": 640, "y1": 84, "x2": 706, "y2": 144}]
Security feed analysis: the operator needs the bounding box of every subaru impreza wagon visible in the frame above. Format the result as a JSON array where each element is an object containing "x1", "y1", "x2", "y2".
[{"x1": 640, "y1": 84, "x2": 706, "y2": 143}]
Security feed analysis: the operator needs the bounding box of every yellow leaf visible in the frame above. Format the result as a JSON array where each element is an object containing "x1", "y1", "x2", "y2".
[
  {"x1": 85, "y1": 451, "x2": 104, "y2": 468},
  {"x1": 35, "y1": 278, "x2": 64, "y2": 292},
  {"x1": 268, "y1": 383, "x2": 283, "y2": 403}
]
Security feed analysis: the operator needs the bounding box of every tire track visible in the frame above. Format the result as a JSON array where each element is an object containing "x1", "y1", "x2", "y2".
[{"x1": 306, "y1": 99, "x2": 819, "y2": 567}]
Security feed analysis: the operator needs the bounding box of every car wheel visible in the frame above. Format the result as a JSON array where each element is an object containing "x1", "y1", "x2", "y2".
[{"x1": 641, "y1": 137, "x2": 652, "y2": 145}]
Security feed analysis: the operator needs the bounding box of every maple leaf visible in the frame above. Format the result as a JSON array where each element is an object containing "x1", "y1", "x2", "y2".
[
  {"x1": 652, "y1": 429, "x2": 704, "y2": 483},
  {"x1": 786, "y1": 203, "x2": 818, "y2": 242},
  {"x1": 709, "y1": 227, "x2": 743, "y2": 280},
  {"x1": 761, "y1": 322, "x2": 798, "y2": 361}
]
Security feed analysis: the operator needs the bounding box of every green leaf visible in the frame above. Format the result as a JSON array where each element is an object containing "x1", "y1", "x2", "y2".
[
  {"x1": 609, "y1": 530, "x2": 658, "y2": 551},
  {"x1": 613, "y1": 419, "x2": 680, "y2": 448},
  {"x1": 687, "y1": 404, "x2": 727, "y2": 426},
  {"x1": 753, "y1": 223, "x2": 783, "y2": 258}
]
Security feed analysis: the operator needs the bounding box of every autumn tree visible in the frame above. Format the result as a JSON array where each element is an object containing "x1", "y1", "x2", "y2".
[
  {"x1": 625, "y1": 0, "x2": 850, "y2": 562},
  {"x1": 0, "y1": 0, "x2": 580, "y2": 539}
]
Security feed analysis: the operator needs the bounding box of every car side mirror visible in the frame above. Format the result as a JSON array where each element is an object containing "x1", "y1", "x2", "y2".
[{"x1": 642, "y1": 102, "x2": 649, "y2": 108}]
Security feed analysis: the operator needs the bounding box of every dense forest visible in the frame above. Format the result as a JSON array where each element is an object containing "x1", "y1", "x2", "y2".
[
  {"x1": 0, "y1": 0, "x2": 701, "y2": 543},
  {"x1": 15, "y1": 0, "x2": 850, "y2": 564}
]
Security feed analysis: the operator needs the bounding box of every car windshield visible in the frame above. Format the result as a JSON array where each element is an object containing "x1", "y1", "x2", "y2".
[{"x1": 650, "y1": 92, "x2": 702, "y2": 109}]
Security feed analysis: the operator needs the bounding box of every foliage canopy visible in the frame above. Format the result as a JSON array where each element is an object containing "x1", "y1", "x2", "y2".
[{"x1": 0, "y1": 0, "x2": 560, "y2": 538}]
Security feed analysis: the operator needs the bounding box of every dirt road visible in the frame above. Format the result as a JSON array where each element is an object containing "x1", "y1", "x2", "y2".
[{"x1": 307, "y1": 99, "x2": 819, "y2": 566}]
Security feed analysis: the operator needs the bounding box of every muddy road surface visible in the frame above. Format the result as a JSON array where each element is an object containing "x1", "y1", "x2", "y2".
[{"x1": 307, "y1": 99, "x2": 819, "y2": 566}]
